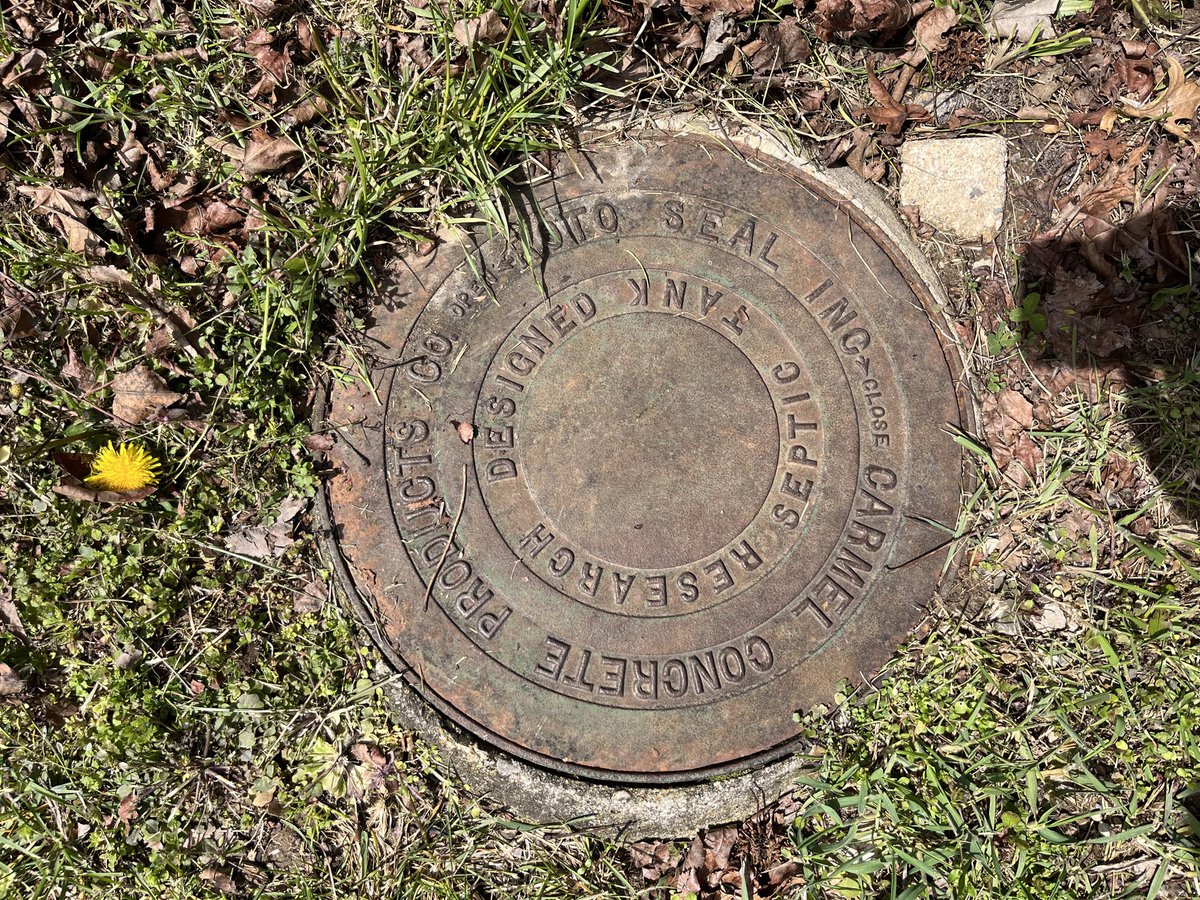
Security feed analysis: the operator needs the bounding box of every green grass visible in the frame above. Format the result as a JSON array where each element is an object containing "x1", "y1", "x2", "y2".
[{"x1": 3, "y1": 0, "x2": 1200, "y2": 898}]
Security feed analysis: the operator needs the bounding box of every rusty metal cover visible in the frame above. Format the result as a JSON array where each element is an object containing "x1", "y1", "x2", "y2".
[{"x1": 320, "y1": 125, "x2": 972, "y2": 784}]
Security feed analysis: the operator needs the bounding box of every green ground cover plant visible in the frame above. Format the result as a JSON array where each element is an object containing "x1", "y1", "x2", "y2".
[{"x1": 2, "y1": 0, "x2": 1199, "y2": 897}]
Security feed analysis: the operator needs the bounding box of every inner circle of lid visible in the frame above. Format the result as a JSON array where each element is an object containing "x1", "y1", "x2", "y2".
[{"x1": 518, "y1": 312, "x2": 778, "y2": 570}]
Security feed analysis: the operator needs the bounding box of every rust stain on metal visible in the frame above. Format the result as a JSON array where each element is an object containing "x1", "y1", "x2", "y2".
[{"x1": 319, "y1": 128, "x2": 973, "y2": 784}]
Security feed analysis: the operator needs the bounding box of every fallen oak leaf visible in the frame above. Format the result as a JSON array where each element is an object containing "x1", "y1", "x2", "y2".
[
  {"x1": 224, "y1": 496, "x2": 306, "y2": 558},
  {"x1": 857, "y1": 61, "x2": 929, "y2": 135},
  {"x1": 296, "y1": 16, "x2": 320, "y2": 55},
  {"x1": 199, "y1": 867, "x2": 237, "y2": 896},
  {"x1": 285, "y1": 93, "x2": 330, "y2": 127},
  {"x1": 117, "y1": 792, "x2": 139, "y2": 829},
  {"x1": 1121, "y1": 55, "x2": 1200, "y2": 144},
  {"x1": 0, "y1": 662, "x2": 25, "y2": 696},
  {"x1": 814, "y1": 0, "x2": 920, "y2": 41},
  {"x1": 246, "y1": 27, "x2": 290, "y2": 80},
  {"x1": 149, "y1": 197, "x2": 245, "y2": 239},
  {"x1": 1113, "y1": 55, "x2": 1155, "y2": 102},
  {"x1": 680, "y1": 0, "x2": 755, "y2": 23},
  {"x1": 1011, "y1": 430, "x2": 1042, "y2": 474},
  {"x1": 0, "y1": 299, "x2": 37, "y2": 344},
  {"x1": 763, "y1": 859, "x2": 804, "y2": 890},
  {"x1": 301, "y1": 432, "x2": 335, "y2": 452},
  {"x1": 0, "y1": 585, "x2": 26, "y2": 641},
  {"x1": 241, "y1": 0, "x2": 286, "y2": 17},
  {"x1": 61, "y1": 345, "x2": 98, "y2": 393},
  {"x1": 914, "y1": 6, "x2": 958, "y2": 54},
  {"x1": 243, "y1": 133, "x2": 302, "y2": 175},
  {"x1": 0, "y1": 48, "x2": 48, "y2": 89},
  {"x1": 18, "y1": 185, "x2": 104, "y2": 255},
  {"x1": 997, "y1": 388, "x2": 1033, "y2": 429},
  {"x1": 111, "y1": 364, "x2": 182, "y2": 425},
  {"x1": 629, "y1": 841, "x2": 680, "y2": 881},
  {"x1": 293, "y1": 578, "x2": 326, "y2": 614},
  {"x1": 224, "y1": 527, "x2": 272, "y2": 558},
  {"x1": 748, "y1": 16, "x2": 809, "y2": 72},
  {"x1": 701, "y1": 826, "x2": 737, "y2": 886},
  {"x1": 214, "y1": 132, "x2": 303, "y2": 176},
  {"x1": 453, "y1": 9, "x2": 507, "y2": 47},
  {"x1": 699, "y1": 14, "x2": 735, "y2": 67}
]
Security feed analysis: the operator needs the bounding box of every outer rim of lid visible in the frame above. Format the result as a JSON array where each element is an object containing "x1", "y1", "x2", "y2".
[{"x1": 314, "y1": 114, "x2": 979, "y2": 830}]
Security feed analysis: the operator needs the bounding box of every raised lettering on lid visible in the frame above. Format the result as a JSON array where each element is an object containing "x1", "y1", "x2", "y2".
[{"x1": 319, "y1": 126, "x2": 974, "y2": 784}]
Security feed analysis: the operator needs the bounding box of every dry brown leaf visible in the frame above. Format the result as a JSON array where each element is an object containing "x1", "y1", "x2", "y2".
[
  {"x1": 453, "y1": 9, "x2": 507, "y2": 47},
  {"x1": 0, "y1": 97, "x2": 15, "y2": 143},
  {"x1": 680, "y1": 0, "x2": 755, "y2": 22},
  {"x1": 672, "y1": 825, "x2": 739, "y2": 893},
  {"x1": 987, "y1": 0, "x2": 1056, "y2": 41},
  {"x1": 285, "y1": 94, "x2": 330, "y2": 126},
  {"x1": 301, "y1": 432, "x2": 335, "y2": 452},
  {"x1": 53, "y1": 479, "x2": 157, "y2": 505},
  {"x1": 704, "y1": 826, "x2": 737, "y2": 871},
  {"x1": 749, "y1": 17, "x2": 810, "y2": 71},
  {"x1": 0, "y1": 662, "x2": 24, "y2": 696},
  {"x1": 345, "y1": 742, "x2": 392, "y2": 798},
  {"x1": 914, "y1": 6, "x2": 958, "y2": 53},
  {"x1": 53, "y1": 451, "x2": 92, "y2": 483},
  {"x1": 19, "y1": 185, "x2": 104, "y2": 255},
  {"x1": 151, "y1": 197, "x2": 245, "y2": 237},
  {"x1": 857, "y1": 62, "x2": 928, "y2": 135},
  {"x1": 224, "y1": 527, "x2": 272, "y2": 558},
  {"x1": 699, "y1": 14, "x2": 735, "y2": 67},
  {"x1": 241, "y1": 134, "x2": 303, "y2": 175},
  {"x1": 117, "y1": 791, "x2": 139, "y2": 825},
  {"x1": 629, "y1": 841, "x2": 680, "y2": 881},
  {"x1": 814, "y1": 0, "x2": 915, "y2": 41},
  {"x1": 246, "y1": 28, "x2": 289, "y2": 79},
  {"x1": 111, "y1": 364, "x2": 182, "y2": 425},
  {"x1": 1081, "y1": 130, "x2": 1127, "y2": 164},
  {"x1": 199, "y1": 867, "x2": 238, "y2": 896},
  {"x1": 241, "y1": 0, "x2": 283, "y2": 17},
  {"x1": 202, "y1": 201, "x2": 245, "y2": 231},
  {"x1": 225, "y1": 496, "x2": 306, "y2": 558},
  {"x1": 982, "y1": 387, "x2": 1040, "y2": 471},
  {"x1": 997, "y1": 388, "x2": 1033, "y2": 430},
  {"x1": 1121, "y1": 56, "x2": 1200, "y2": 144},
  {"x1": 764, "y1": 859, "x2": 804, "y2": 889},
  {"x1": 84, "y1": 264, "x2": 137, "y2": 291},
  {"x1": 215, "y1": 132, "x2": 303, "y2": 176},
  {"x1": 1, "y1": 299, "x2": 37, "y2": 343},
  {"x1": 61, "y1": 345, "x2": 97, "y2": 393},
  {"x1": 1010, "y1": 431, "x2": 1042, "y2": 473},
  {"x1": 392, "y1": 34, "x2": 433, "y2": 71},
  {"x1": 1114, "y1": 56, "x2": 1155, "y2": 102},
  {"x1": 0, "y1": 586, "x2": 26, "y2": 641},
  {"x1": 293, "y1": 578, "x2": 326, "y2": 614},
  {"x1": 0, "y1": 48, "x2": 47, "y2": 89},
  {"x1": 1059, "y1": 507, "x2": 1097, "y2": 541},
  {"x1": 296, "y1": 17, "x2": 320, "y2": 55}
]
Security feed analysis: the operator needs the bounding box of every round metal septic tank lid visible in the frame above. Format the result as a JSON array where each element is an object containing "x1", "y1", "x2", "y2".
[{"x1": 319, "y1": 119, "x2": 974, "y2": 801}]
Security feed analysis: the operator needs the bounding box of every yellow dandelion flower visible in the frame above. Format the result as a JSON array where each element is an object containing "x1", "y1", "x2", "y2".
[{"x1": 85, "y1": 441, "x2": 161, "y2": 493}]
